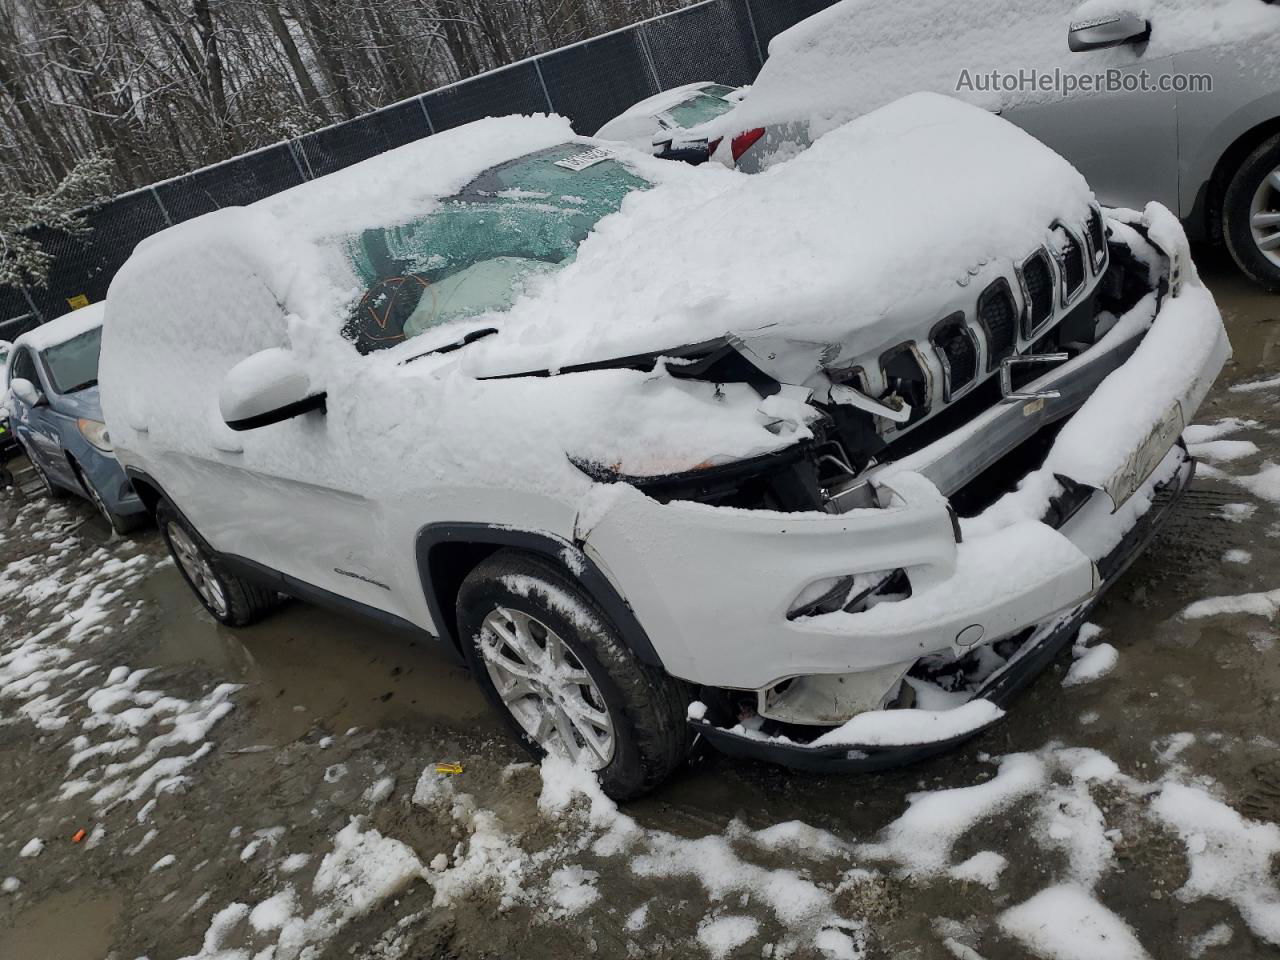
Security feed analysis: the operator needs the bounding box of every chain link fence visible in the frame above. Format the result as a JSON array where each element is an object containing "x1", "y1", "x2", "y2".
[{"x1": 0, "y1": 0, "x2": 834, "y2": 340}]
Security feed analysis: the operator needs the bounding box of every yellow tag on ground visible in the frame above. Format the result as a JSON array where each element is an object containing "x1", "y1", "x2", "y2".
[
  {"x1": 435, "y1": 762, "x2": 463, "y2": 775},
  {"x1": 66, "y1": 294, "x2": 90, "y2": 309}
]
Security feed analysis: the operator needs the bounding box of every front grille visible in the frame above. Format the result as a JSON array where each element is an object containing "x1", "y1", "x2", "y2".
[
  {"x1": 1086, "y1": 207, "x2": 1107, "y2": 270},
  {"x1": 931, "y1": 313, "x2": 977, "y2": 399},
  {"x1": 1020, "y1": 250, "x2": 1054, "y2": 337},
  {"x1": 977, "y1": 279, "x2": 1017, "y2": 370},
  {"x1": 1054, "y1": 224, "x2": 1086, "y2": 299}
]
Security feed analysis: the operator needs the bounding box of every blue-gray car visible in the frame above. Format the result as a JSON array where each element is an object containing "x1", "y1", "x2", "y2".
[{"x1": 4, "y1": 303, "x2": 148, "y2": 533}]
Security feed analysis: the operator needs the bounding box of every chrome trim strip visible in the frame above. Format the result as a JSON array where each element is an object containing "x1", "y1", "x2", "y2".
[{"x1": 1050, "y1": 221, "x2": 1088, "y2": 307}]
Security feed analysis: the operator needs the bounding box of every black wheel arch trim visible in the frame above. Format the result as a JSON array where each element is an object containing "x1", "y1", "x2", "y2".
[{"x1": 415, "y1": 522, "x2": 666, "y2": 670}]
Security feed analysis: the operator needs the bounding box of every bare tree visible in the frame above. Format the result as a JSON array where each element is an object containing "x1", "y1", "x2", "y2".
[{"x1": 0, "y1": 0, "x2": 693, "y2": 198}]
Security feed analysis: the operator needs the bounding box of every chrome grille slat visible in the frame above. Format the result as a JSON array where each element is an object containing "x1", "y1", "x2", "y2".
[
  {"x1": 1086, "y1": 206, "x2": 1108, "y2": 272},
  {"x1": 930, "y1": 313, "x2": 978, "y2": 400},
  {"x1": 976, "y1": 279, "x2": 1017, "y2": 370},
  {"x1": 1051, "y1": 222, "x2": 1087, "y2": 303},
  {"x1": 1020, "y1": 249, "x2": 1055, "y2": 339}
]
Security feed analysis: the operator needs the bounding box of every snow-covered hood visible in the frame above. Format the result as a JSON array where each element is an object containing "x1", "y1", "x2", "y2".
[{"x1": 467, "y1": 93, "x2": 1093, "y2": 378}]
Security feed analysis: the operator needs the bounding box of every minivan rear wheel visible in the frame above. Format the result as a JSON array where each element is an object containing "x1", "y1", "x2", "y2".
[
  {"x1": 1223, "y1": 133, "x2": 1280, "y2": 291},
  {"x1": 21, "y1": 441, "x2": 64, "y2": 499},
  {"x1": 456, "y1": 550, "x2": 691, "y2": 800},
  {"x1": 156, "y1": 501, "x2": 279, "y2": 627}
]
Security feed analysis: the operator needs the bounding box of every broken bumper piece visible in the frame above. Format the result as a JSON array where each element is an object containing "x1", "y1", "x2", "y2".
[{"x1": 691, "y1": 450, "x2": 1195, "y2": 772}]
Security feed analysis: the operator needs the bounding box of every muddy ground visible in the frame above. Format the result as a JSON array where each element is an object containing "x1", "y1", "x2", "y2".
[{"x1": 1, "y1": 247, "x2": 1279, "y2": 960}]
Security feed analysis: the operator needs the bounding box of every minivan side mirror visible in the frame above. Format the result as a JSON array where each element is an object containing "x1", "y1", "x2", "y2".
[
  {"x1": 219, "y1": 348, "x2": 326, "y2": 432},
  {"x1": 10, "y1": 377, "x2": 44, "y2": 408},
  {"x1": 1068, "y1": 10, "x2": 1151, "y2": 52}
]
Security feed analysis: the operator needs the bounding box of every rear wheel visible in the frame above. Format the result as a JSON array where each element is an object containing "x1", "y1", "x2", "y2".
[
  {"x1": 21, "y1": 441, "x2": 64, "y2": 499},
  {"x1": 157, "y1": 501, "x2": 280, "y2": 627},
  {"x1": 1223, "y1": 133, "x2": 1280, "y2": 291},
  {"x1": 456, "y1": 550, "x2": 691, "y2": 800}
]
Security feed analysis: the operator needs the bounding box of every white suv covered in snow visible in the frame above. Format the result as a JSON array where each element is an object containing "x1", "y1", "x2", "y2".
[{"x1": 102, "y1": 96, "x2": 1228, "y2": 797}]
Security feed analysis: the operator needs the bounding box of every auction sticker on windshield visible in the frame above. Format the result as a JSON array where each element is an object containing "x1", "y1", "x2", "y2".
[{"x1": 554, "y1": 147, "x2": 613, "y2": 171}]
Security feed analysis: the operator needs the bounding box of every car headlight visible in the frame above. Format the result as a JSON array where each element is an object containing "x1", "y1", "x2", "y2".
[{"x1": 77, "y1": 418, "x2": 113, "y2": 452}]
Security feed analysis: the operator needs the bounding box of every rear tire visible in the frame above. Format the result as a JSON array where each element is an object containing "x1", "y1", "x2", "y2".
[
  {"x1": 456, "y1": 550, "x2": 691, "y2": 800},
  {"x1": 157, "y1": 500, "x2": 280, "y2": 627},
  {"x1": 21, "y1": 441, "x2": 65, "y2": 499},
  {"x1": 1223, "y1": 133, "x2": 1280, "y2": 291}
]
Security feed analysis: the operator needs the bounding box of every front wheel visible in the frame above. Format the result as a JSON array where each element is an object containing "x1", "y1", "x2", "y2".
[
  {"x1": 157, "y1": 501, "x2": 280, "y2": 627},
  {"x1": 1223, "y1": 133, "x2": 1280, "y2": 291},
  {"x1": 456, "y1": 550, "x2": 691, "y2": 800},
  {"x1": 73, "y1": 462, "x2": 144, "y2": 535}
]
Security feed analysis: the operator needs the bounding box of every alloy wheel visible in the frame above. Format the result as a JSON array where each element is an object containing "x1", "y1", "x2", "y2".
[
  {"x1": 24, "y1": 446, "x2": 55, "y2": 496},
  {"x1": 166, "y1": 522, "x2": 230, "y2": 619},
  {"x1": 79, "y1": 469, "x2": 113, "y2": 528},
  {"x1": 477, "y1": 605, "x2": 616, "y2": 769},
  {"x1": 1249, "y1": 164, "x2": 1280, "y2": 269}
]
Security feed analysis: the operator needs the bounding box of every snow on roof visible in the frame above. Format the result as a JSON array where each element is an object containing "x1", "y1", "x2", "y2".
[
  {"x1": 468, "y1": 92, "x2": 1093, "y2": 374},
  {"x1": 260, "y1": 114, "x2": 580, "y2": 245},
  {"x1": 15, "y1": 302, "x2": 105, "y2": 353},
  {"x1": 713, "y1": 0, "x2": 1280, "y2": 141}
]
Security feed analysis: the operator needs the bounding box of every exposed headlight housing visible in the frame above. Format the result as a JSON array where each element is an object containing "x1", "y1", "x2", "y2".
[{"x1": 77, "y1": 418, "x2": 113, "y2": 452}]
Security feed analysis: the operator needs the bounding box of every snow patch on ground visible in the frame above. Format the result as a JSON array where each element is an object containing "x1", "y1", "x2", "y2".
[
  {"x1": 1150, "y1": 783, "x2": 1280, "y2": 945},
  {"x1": 857, "y1": 753, "x2": 1044, "y2": 876},
  {"x1": 1182, "y1": 589, "x2": 1280, "y2": 621},
  {"x1": 1063, "y1": 638, "x2": 1118, "y2": 688},
  {"x1": 998, "y1": 884, "x2": 1151, "y2": 959},
  {"x1": 697, "y1": 914, "x2": 759, "y2": 958},
  {"x1": 1186, "y1": 439, "x2": 1258, "y2": 462}
]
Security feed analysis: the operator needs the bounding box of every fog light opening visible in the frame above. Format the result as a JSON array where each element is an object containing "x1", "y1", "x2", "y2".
[{"x1": 787, "y1": 568, "x2": 911, "y2": 620}]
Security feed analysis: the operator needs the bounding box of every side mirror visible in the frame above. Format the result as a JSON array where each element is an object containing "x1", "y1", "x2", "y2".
[
  {"x1": 219, "y1": 348, "x2": 326, "y2": 432},
  {"x1": 1068, "y1": 10, "x2": 1151, "y2": 51},
  {"x1": 10, "y1": 378, "x2": 43, "y2": 408}
]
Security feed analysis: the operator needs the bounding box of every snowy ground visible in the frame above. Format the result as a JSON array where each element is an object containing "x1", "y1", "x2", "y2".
[{"x1": 2, "y1": 249, "x2": 1280, "y2": 959}]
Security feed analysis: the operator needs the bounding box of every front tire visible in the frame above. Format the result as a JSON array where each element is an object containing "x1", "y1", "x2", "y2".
[
  {"x1": 456, "y1": 550, "x2": 691, "y2": 800},
  {"x1": 73, "y1": 462, "x2": 144, "y2": 535},
  {"x1": 157, "y1": 501, "x2": 279, "y2": 627},
  {"x1": 1223, "y1": 133, "x2": 1280, "y2": 291}
]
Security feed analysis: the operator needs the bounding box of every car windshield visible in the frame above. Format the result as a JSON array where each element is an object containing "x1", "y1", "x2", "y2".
[
  {"x1": 42, "y1": 327, "x2": 102, "y2": 394},
  {"x1": 664, "y1": 92, "x2": 736, "y2": 129},
  {"x1": 342, "y1": 143, "x2": 650, "y2": 354}
]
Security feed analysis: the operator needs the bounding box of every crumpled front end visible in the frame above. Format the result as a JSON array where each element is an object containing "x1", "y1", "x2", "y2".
[{"x1": 575, "y1": 202, "x2": 1228, "y2": 769}]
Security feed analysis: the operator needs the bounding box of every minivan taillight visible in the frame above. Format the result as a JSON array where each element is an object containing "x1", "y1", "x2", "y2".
[{"x1": 730, "y1": 127, "x2": 765, "y2": 163}]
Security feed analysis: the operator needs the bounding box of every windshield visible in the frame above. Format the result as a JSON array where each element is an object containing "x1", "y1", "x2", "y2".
[
  {"x1": 664, "y1": 92, "x2": 737, "y2": 129},
  {"x1": 343, "y1": 143, "x2": 650, "y2": 354},
  {"x1": 42, "y1": 327, "x2": 102, "y2": 394}
]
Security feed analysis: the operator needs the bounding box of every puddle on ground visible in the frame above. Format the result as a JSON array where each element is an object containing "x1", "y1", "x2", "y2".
[
  {"x1": 0, "y1": 887, "x2": 123, "y2": 960},
  {"x1": 134, "y1": 563, "x2": 497, "y2": 746}
]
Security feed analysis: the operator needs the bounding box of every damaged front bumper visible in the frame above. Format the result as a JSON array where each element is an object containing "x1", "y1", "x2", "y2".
[
  {"x1": 578, "y1": 204, "x2": 1228, "y2": 771},
  {"x1": 690, "y1": 446, "x2": 1194, "y2": 772}
]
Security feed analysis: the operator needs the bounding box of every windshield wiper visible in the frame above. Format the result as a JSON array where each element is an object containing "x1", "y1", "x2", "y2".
[
  {"x1": 65, "y1": 378, "x2": 98, "y2": 393},
  {"x1": 400, "y1": 327, "x2": 498, "y2": 365}
]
